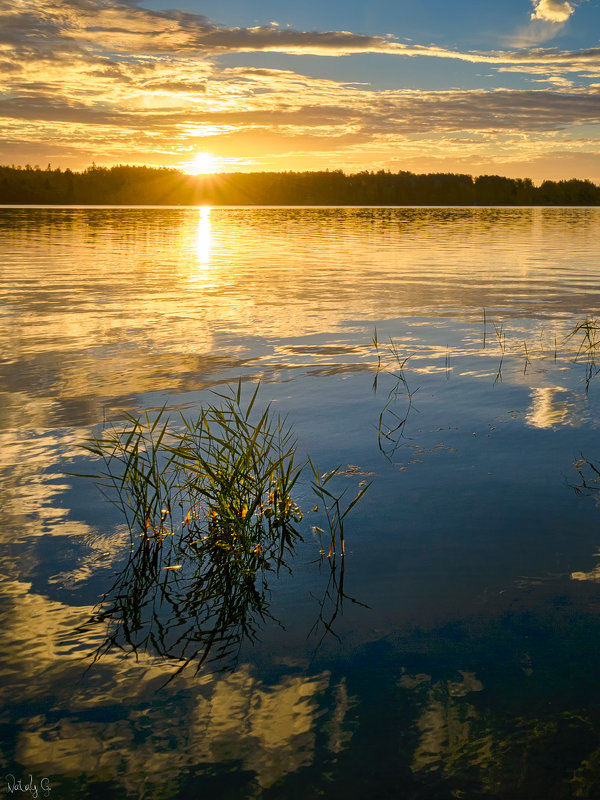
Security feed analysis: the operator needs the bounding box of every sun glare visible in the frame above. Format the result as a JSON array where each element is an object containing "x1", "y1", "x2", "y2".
[{"x1": 184, "y1": 152, "x2": 219, "y2": 175}]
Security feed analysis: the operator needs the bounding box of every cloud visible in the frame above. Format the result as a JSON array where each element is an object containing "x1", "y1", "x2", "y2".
[
  {"x1": 0, "y1": 0, "x2": 598, "y2": 65},
  {"x1": 2, "y1": 73, "x2": 598, "y2": 140},
  {"x1": 0, "y1": 0, "x2": 411, "y2": 57},
  {"x1": 0, "y1": 0, "x2": 598, "y2": 178},
  {"x1": 530, "y1": 0, "x2": 575, "y2": 23},
  {"x1": 510, "y1": 0, "x2": 589, "y2": 47}
]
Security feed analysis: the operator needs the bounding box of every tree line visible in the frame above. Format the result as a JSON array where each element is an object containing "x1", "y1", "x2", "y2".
[{"x1": 1, "y1": 163, "x2": 599, "y2": 205}]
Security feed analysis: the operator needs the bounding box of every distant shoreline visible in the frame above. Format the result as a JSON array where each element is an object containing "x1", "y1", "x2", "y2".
[
  {"x1": 1, "y1": 164, "x2": 599, "y2": 206},
  {"x1": 2, "y1": 204, "x2": 600, "y2": 210}
]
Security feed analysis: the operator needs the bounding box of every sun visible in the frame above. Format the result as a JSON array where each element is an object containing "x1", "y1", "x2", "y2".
[{"x1": 183, "y1": 152, "x2": 219, "y2": 175}]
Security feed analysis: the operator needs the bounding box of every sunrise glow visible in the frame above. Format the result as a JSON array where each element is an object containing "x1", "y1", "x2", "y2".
[{"x1": 183, "y1": 153, "x2": 220, "y2": 176}]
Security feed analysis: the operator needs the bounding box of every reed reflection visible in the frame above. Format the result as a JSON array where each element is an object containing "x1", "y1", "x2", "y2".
[
  {"x1": 83, "y1": 517, "x2": 361, "y2": 678},
  {"x1": 568, "y1": 456, "x2": 600, "y2": 582},
  {"x1": 83, "y1": 518, "x2": 287, "y2": 677}
]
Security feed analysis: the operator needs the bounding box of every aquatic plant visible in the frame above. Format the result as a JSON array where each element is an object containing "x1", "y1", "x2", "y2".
[
  {"x1": 307, "y1": 460, "x2": 372, "y2": 645},
  {"x1": 78, "y1": 381, "x2": 369, "y2": 674},
  {"x1": 308, "y1": 544, "x2": 370, "y2": 647},
  {"x1": 568, "y1": 317, "x2": 600, "y2": 356},
  {"x1": 480, "y1": 310, "x2": 600, "y2": 390},
  {"x1": 371, "y1": 328, "x2": 417, "y2": 459},
  {"x1": 567, "y1": 317, "x2": 600, "y2": 390},
  {"x1": 83, "y1": 382, "x2": 304, "y2": 563},
  {"x1": 309, "y1": 459, "x2": 371, "y2": 560}
]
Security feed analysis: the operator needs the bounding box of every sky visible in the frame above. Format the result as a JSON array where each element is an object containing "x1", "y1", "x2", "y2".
[{"x1": 1, "y1": 0, "x2": 600, "y2": 181}]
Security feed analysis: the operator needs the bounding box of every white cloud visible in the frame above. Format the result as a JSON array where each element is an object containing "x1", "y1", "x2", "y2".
[
  {"x1": 512, "y1": 1, "x2": 588, "y2": 49},
  {"x1": 530, "y1": 0, "x2": 575, "y2": 23}
]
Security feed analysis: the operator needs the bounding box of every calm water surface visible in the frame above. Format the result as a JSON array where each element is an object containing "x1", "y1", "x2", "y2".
[{"x1": 2, "y1": 206, "x2": 600, "y2": 798}]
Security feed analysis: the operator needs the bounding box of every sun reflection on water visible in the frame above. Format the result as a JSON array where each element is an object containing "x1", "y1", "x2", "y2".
[{"x1": 196, "y1": 206, "x2": 211, "y2": 269}]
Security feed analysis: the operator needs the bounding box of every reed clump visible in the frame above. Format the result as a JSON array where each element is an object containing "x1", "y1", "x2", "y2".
[
  {"x1": 82, "y1": 381, "x2": 368, "y2": 568},
  {"x1": 77, "y1": 382, "x2": 370, "y2": 672},
  {"x1": 83, "y1": 382, "x2": 306, "y2": 570}
]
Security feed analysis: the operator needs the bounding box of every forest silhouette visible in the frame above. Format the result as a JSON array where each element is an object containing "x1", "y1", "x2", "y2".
[{"x1": 1, "y1": 163, "x2": 599, "y2": 205}]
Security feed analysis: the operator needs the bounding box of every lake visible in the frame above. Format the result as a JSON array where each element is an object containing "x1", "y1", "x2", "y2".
[{"x1": 2, "y1": 206, "x2": 600, "y2": 799}]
